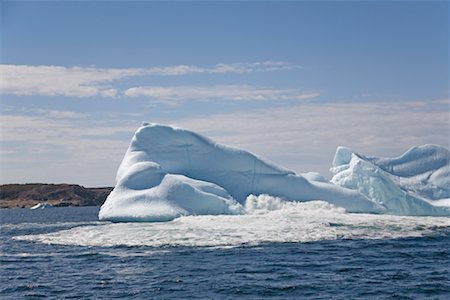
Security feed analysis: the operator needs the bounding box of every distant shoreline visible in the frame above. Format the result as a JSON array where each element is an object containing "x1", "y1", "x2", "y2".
[{"x1": 0, "y1": 184, "x2": 113, "y2": 209}]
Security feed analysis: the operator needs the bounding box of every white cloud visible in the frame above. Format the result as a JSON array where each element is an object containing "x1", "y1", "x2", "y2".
[
  {"x1": 29, "y1": 108, "x2": 86, "y2": 119},
  {"x1": 211, "y1": 61, "x2": 300, "y2": 74},
  {"x1": 0, "y1": 113, "x2": 137, "y2": 186},
  {"x1": 124, "y1": 85, "x2": 319, "y2": 102},
  {"x1": 146, "y1": 61, "x2": 300, "y2": 75},
  {"x1": 0, "y1": 65, "x2": 127, "y2": 97},
  {"x1": 0, "y1": 61, "x2": 300, "y2": 97},
  {"x1": 172, "y1": 100, "x2": 450, "y2": 176},
  {"x1": 0, "y1": 114, "x2": 136, "y2": 143},
  {"x1": 2, "y1": 99, "x2": 446, "y2": 186}
]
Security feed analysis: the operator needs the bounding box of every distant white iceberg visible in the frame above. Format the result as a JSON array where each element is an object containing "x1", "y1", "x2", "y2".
[
  {"x1": 30, "y1": 202, "x2": 53, "y2": 210},
  {"x1": 99, "y1": 123, "x2": 449, "y2": 222}
]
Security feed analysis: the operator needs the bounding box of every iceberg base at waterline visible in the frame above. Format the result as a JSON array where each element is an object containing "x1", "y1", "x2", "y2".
[{"x1": 99, "y1": 123, "x2": 450, "y2": 222}]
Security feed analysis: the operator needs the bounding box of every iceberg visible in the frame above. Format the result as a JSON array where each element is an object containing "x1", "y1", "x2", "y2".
[
  {"x1": 99, "y1": 123, "x2": 383, "y2": 222},
  {"x1": 331, "y1": 145, "x2": 450, "y2": 216},
  {"x1": 30, "y1": 202, "x2": 53, "y2": 210},
  {"x1": 99, "y1": 123, "x2": 449, "y2": 222}
]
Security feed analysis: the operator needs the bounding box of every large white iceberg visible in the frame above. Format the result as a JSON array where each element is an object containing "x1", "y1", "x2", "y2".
[
  {"x1": 331, "y1": 145, "x2": 450, "y2": 216},
  {"x1": 99, "y1": 123, "x2": 449, "y2": 222},
  {"x1": 99, "y1": 123, "x2": 384, "y2": 222}
]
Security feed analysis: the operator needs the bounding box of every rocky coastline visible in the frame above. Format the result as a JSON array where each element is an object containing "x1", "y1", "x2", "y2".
[{"x1": 0, "y1": 184, "x2": 113, "y2": 208}]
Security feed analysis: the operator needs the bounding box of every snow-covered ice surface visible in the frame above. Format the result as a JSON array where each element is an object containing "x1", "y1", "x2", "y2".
[
  {"x1": 17, "y1": 197, "x2": 450, "y2": 248},
  {"x1": 99, "y1": 123, "x2": 449, "y2": 222}
]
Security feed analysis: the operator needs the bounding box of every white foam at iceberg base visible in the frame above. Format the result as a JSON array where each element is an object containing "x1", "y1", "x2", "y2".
[{"x1": 17, "y1": 196, "x2": 450, "y2": 248}]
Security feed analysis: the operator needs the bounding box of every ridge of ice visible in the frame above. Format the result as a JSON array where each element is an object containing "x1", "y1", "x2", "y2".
[{"x1": 300, "y1": 172, "x2": 329, "y2": 183}]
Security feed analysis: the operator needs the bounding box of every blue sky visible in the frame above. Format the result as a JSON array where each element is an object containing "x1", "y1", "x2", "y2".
[{"x1": 1, "y1": 1, "x2": 449, "y2": 186}]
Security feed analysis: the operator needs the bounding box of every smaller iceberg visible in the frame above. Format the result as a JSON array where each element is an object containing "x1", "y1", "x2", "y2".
[
  {"x1": 331, "y1": 145, "x2": 450, "y2": 216},
  {"x1": 30, "y1": 202, "x2": 53, "y2": 210}
]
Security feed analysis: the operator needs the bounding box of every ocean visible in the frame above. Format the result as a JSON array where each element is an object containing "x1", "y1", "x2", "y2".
[{"x1": 1, "y1": 205, "x2": 449, "y2": 299}]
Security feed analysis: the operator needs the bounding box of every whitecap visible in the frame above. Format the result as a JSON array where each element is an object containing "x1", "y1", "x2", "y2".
[{"x1": 15, "y1": 198, "x2": 450, "y2": 248}]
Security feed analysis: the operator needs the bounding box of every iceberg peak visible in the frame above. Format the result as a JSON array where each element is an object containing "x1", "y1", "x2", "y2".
[{"x1": 333, "y1": 146, "x2": 354, "y2": 167}]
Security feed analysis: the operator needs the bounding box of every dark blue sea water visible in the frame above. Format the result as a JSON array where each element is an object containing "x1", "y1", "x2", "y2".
[{"x1": 1, "y1": 207, "x2": 449, "y2": 299}]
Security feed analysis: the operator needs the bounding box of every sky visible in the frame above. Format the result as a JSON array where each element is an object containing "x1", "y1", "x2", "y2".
[{"x1": 1, "y1": 0, "x2": 449, "y2": 187}]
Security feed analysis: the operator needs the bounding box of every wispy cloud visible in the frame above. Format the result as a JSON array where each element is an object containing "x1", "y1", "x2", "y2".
[
  {"x1": 174, "y1": 100, "x2": 450, "y2": 176},
  {"x1": 141, "y1": 61, "x2": 300, "y2": 75},
  {"x1": 124, "y1": 85, "x2": 319, "y2": 102},
  {"x1": 211, "y1": 61, "x2": 300, "y2": 74},
  {"x1": 2, "y1": 100, "x2": 447, "y2": 186},
  {"x1": 0, "y1": 112, "x2": 137, "y2": 186},
  {"x1": 0, "y1": 62, "x2": 300, "y2": 97}
]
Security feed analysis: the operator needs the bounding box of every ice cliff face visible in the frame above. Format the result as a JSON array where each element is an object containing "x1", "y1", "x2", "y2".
[
  {"x1": 99, "y1": 124, "x2": 383, "y2": 222},
  {"x1": 331, "y1": 146, "x2": 450, "y2": 216}
]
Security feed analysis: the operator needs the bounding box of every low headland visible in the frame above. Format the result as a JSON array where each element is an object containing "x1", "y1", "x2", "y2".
[{"x1": 0, "y1": 184, "x2": 113, "y2": 208}]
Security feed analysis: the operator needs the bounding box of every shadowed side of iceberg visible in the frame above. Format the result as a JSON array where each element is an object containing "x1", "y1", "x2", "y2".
[
  {"x1": 366, "y1": 145, "x2": 450, "y2": 200},
  {"x1": 99, "y1": 124, "x2": 383, "y2": 222}
]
